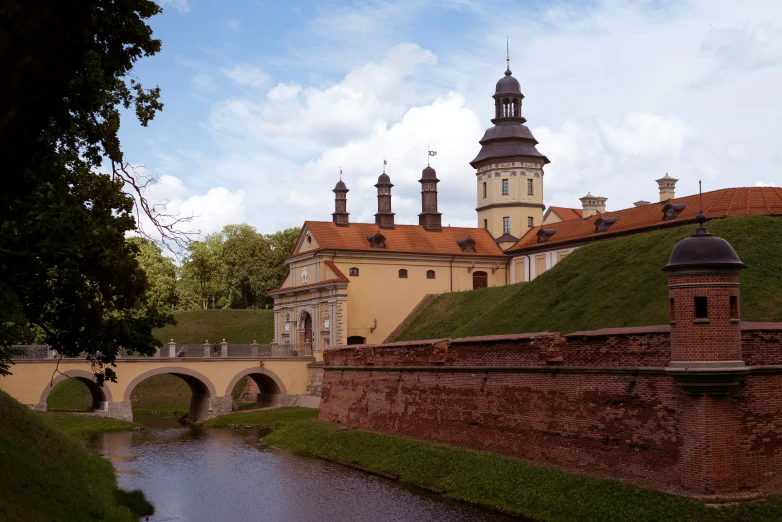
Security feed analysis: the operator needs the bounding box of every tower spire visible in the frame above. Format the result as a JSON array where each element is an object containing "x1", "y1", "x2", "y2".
[{"x1": 506, "y1": 37, "x2": 510, "y2": 65}]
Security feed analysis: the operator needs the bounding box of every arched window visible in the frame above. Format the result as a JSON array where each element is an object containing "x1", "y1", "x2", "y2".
[
  {"x1": 399, "y1": 269, "x2": 408, "y2": 278},
  {"x1": 426, "y1": 270, "x2": 435, "y2": 279},
  {"x1": 349, "y1": 267, "x2": 359, "y2": 277},
  {"x1": 512, "y1": 99, "x2": 519, "y2": 117},
  {"x1": 503, "y1": 98, "x2": 509, "y2": 117}
]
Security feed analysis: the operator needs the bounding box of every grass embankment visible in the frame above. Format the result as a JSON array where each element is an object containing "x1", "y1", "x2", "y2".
[
  {"x1": 202, "y1": 407, "x2": 782, "y2": 522},
  {"x1": 397, "y1": 216, "x2": 782, "y2": 341},
  {"x1": 153, "y1": 308, "x2": 274, "y2": 344},
  {"x1": 0, "y1": 390, "x2": 152, "y2": 521}
]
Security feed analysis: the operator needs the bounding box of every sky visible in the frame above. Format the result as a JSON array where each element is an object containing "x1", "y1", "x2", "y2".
[{"x1": 122, "y1": 0, "x2": 782, "y2": 239}]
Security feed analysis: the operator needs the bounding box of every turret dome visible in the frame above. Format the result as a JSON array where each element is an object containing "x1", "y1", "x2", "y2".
[
  {"x1": 420, "y1": 165, "x2": 438, "y2": 180},
  {"x1": 495, "y1": 67, "x2": 521, "y2": 96},
  {"x1": 664, "y1": 217, "x2": 745, "y2": 271}
]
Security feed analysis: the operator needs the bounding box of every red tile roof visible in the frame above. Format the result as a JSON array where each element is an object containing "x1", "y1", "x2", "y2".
[
  {"x1": 546, "y1": 206, "x2": 583, "y2": 222},
  {"x1": 507, "y1": 187, "x2": 782, "y2": 254},
  {"x1": 298, "y1": 221, "x2": 506, "y2": 258}
]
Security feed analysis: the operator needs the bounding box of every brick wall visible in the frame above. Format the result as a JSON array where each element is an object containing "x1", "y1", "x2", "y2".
[{"x1": 320, "y1": 324, "x2": 782, "y2": 497}]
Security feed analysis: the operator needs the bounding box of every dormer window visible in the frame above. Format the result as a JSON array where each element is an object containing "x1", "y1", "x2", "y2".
[
  {"x1": 662, "y1": 203, "x2": 687, "y2": 221},
  {"x1": 594, "y1": 215, "x2": 619, "y2": 233},
  {"x1": 456, "y1": 235, "x2": 476, "y2": 253},
  {"x1": 366, "y1": 232, "x2": 387, "y2": 249},
  {"x1": 537, "y1": 228, "x2": 558, "y2": 244}
]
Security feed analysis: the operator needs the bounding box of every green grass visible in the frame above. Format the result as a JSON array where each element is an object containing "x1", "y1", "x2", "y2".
[
  {"x1": 201, "y1": 407, "x2": 782, "y2": 522},
  {"x1": 0, "y1": 390, "x2": 152, "y2": 521},
  {"x1": 47, "y1": 378, "x2": 94, "y2": 411},
  {"x1": 154, "y1": 308, "x2": 274, "y2": 344},
  {"x1": 396, "y1": 215, "x2": 782, "y2": 341},
  {"x1": 36, "y1": 412, "x2": 140, "y2": 438}
]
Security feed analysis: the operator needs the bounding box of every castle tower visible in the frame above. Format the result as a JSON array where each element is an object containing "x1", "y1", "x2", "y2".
[
  {"x1": 418, "y1": 165, "x2": 442, "y2": 231},
  {"x1": 663, "y1": 211, "x2": 748, "y2": 395},
  {"x1": 471, "y1": 53, "x2": 549, "y2": 249},
  {"x1": 332, "y1": 177, "x2": 349, "y2": 227},
  {"x1": 374, "y1": 171, "x2": 395, "y2": 229}
]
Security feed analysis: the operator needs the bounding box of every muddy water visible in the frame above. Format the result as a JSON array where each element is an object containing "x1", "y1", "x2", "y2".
[{"x1": 90, "y1": 414, "x2": 518, "y2": 522}]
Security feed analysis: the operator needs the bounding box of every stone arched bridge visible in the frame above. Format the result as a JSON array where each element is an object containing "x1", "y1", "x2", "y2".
[{"x1": 0, "y1": 343, "x2": 319, "y2": 421}]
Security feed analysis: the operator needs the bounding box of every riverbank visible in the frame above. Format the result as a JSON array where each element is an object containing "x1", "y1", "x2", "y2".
[
  {"x1": 0, "y1": 390, "x2": 152, "y2": 521},
  {"x1": 202, "y1": 407, "x2": 782, "y2": 522}
]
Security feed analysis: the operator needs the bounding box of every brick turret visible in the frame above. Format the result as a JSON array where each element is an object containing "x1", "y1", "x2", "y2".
[
  {"x1": 418, "y1": 165, "x2": 442, "y2": 231},
  {"x1": 374, "y1": 171, "x2": 395, "y2": 229},
  {"x1": 332, "y1": 178, "x2": 349, "y2": 227},
  {"x1": 663, "y1": 212, "x2": 748, "y2": 395}
]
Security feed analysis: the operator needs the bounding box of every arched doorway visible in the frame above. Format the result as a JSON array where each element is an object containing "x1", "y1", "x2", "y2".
[
  {"x1": 304, "y1": 313, "x2": 312, "y2": 344},
  {"x1": 347, "y1": 336, "x2": 366, "y2": 345},
  {"x1": 473, "y1": 271, "x2": 488, "y2": 289}
]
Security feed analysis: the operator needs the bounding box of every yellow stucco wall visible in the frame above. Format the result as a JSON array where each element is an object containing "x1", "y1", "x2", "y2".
[
  {"x1": 333, "y1": 254, "x2": 507, "y2": 344},
  {"x1": 475, "y1": 159, "x2": 545, "y2": 239}
]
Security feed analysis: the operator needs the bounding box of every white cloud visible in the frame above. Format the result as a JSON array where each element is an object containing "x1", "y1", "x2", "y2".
[
  {"x1": 207, "y1": 43, "x2": 437, "y2": 154},
  {"x1": 223, "y1": 17, "x2": 241, "y2": 31},
  {"x1": 222, "y1": 64, "x2": 268, "y2": 88},
  {"x1": 755, "y1": 181, "x2": 779, "y2": 187},
  {"x1": 158, "y1": 0, "x2": 189, "y2": 14}
]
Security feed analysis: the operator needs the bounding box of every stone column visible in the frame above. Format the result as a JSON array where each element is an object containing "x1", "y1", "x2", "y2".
[
  {"x1": 203, "y1": 340, "x2": 211, "y2": 358},
  {"x1": 251, "y1": 340, "x2": 259, "y2": 358},
  {"x1": 167, "y1": 339, "x2": 176, "y2": 358},
  {"x1": 220, "y1": 339, "x2": 228, "y2": 358}
]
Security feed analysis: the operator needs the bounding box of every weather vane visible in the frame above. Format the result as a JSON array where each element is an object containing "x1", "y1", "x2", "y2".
[
  {"x1": 427, "y1": 147, "x2": 437, "y2": 166},
  {"x1": 339, "y1": 166, "x2": 342, "y2": 180},
  {"x1": 383, "y1": 156, "x2": 387, "y2": 173}
]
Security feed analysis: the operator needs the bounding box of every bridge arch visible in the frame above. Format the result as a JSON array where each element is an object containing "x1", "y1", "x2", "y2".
[
  {"x1": 124, "y1": 367, "x2": 218, "y2": 420},
  {"x1": 40, "y1": 369, "x2": 113, "y2": 412},
  {"x1": 225, "y1": 367, "x2": 288, "y2": 408}
]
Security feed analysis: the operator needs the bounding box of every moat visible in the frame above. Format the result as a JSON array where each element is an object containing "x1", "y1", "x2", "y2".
[{"x1": 89, "y1": 413, "x2": 516, "y2": 522}]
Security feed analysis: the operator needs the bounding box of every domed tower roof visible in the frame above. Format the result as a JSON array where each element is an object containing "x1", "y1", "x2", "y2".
[
  {"x1": 470, "y1": 59, "x2": 549, "y2": 168},
  {"x1": 495, "y1": 67, "x2": 522, "y2": 97},
  {"x1": 420, "y1": 165, "x2": 438, "y2": 181},
  {"x1": 376, "y1": 172, "x2": 392, "y2": 186},
  {"x1": 664, "y1": 215, "x2": 745, "y2": 272},
  {"x1": 333, "y1": 179, "x2": 348, "y2": 192}
]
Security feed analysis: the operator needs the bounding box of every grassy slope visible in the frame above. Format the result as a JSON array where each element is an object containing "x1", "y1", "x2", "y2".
[
  {"x1": 153, "y1": 308, "x2": 274, "y2": 344},
  {"x1": 397, "y1": 216, "x2": 782, "y2": 341},
  {"x1": 202, "y1": 407, "x2": 782, "y2": 522},
  {"x1": 0, "y1": 390, "x2": 151, "y2": 521}
]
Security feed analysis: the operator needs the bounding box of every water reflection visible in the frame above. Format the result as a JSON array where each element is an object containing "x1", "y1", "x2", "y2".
[{"x1": 91, "y1": 415, "x2": 517, "y2": 522}]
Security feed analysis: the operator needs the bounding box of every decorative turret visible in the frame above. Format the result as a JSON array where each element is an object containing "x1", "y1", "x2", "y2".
[
  {"x1": 374, "y1": 165, "x2": 395, "y2": 229},
  {"x1": 471, "y1": 46, "x2": 549, "y2": 244},
  {"x1": 418, "y1": 163, "x2": 442, "y2": 232},
  {"x1": 656, "y1": 173, "x2": 678, "y2": 202},
  {"x1": 663, "y1": 187, "x2": 748, "y2": 395},
  {"x1": 579, "y1": 192, "x2": 607, "y2": 218},
  {"x1": 332, "y1": 174, "x2": 349, "y2": 227}
]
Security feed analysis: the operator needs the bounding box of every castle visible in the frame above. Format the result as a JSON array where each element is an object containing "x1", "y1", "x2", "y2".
[{"x1": 270, "y1": 60, "x2": 782, "y2": 355}]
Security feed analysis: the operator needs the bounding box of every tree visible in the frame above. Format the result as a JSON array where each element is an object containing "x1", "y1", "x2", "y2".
[
  {"x1": 181, "y1": 241, "x2": 220, "y2": 310},
  {"x1": 0, "y1": 1, "x2": 172, "y2": 381},
  {"x1": 129, "y1": 237, "x2": 177, "y2": 311}
]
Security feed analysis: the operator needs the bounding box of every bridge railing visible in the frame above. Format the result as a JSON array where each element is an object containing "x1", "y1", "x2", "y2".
[{"x1": 6, "y1": 342, "x2": 314, "y2": 360}]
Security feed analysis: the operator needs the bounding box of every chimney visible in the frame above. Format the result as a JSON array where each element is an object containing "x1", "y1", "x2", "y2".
[
  {"x1": 579, "y1": 192, "x2": 607, "y2": 218},
  {"x1": 332, "y1": 178, "x2": 349, "y2": 227},
  {"x1": 634, "y1": 200, "x2": 650, "y2": 207},
  {"x1": 374, "y1": 172, "x2": 395, "y2": 229},
  {"x1": 656, "y1": 173, "x2": 678, "y2": 202},
  {"x1": 418, "y1": 165, "x2": 442, "y2": 231}
]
